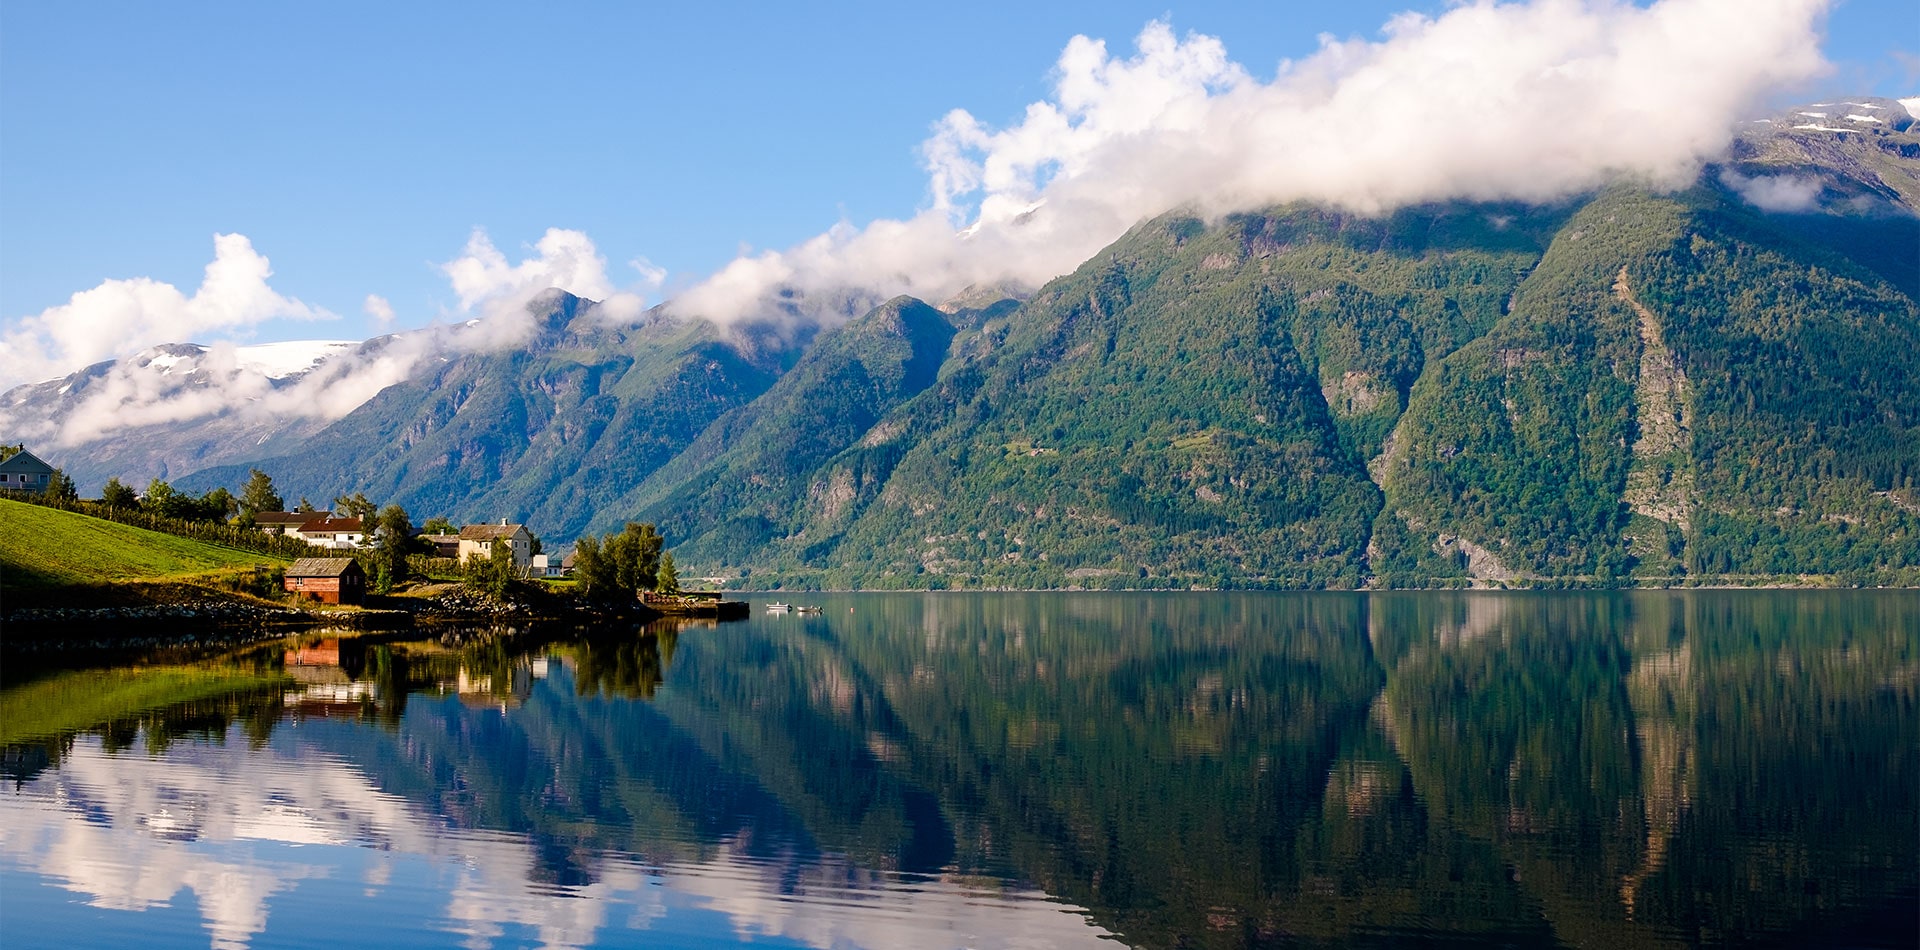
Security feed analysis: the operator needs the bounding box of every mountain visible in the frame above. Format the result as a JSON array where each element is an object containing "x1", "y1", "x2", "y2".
[
  {"x1": 14, "y1": 97, "x2": 1916, "y2": 588},
  {"x1": 587, "y1": 295, "x2": 961, "y2": 563},
  {"x1": 0, "y1": 340, "x2": 356, "y2": 492},
  {"x1": 178, "y1": 291, "x2": 806, "y2": 542},
  {"x1": 622, "y1": 97, "x2": 1919, "y2": 588}
]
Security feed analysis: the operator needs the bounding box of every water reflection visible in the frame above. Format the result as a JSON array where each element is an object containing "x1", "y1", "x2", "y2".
[{"x1": 1, "y1": 592, "x2": 1914, "y2": 948}]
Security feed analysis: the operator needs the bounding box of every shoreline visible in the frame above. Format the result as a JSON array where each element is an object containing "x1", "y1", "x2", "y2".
[
  {"x1": 0, "y1": 587, "x2": 753, "y2": 655},
  {"x1": 719, "y1": 580, "x2": 1920, "y2": 593}
]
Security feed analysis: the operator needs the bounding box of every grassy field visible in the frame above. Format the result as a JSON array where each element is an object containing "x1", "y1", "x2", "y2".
[{"x1": 0, "y1": 497, "x2": 285, "y2": 590}]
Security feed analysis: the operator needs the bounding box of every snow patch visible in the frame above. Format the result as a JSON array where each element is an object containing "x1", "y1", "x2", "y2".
[
  {"x1": 1792, "y1": 123, "x2": 1850, "y2": 133},
  {"x1": 231, "y1": 340, "x2": 356, "y2": 379},
  {"x1": 1796, "y1": 111, "x2": 1829, "y2": 118},
  {"x1": 1844, "y1": 114, "x2": 1884, "y2": 124},
  {"x1": 1900, "y1": 97, "x2": 1920, "y2": 118},
  {"x1": 146, "y1": 353, "x2": 191, "y2": 373}
]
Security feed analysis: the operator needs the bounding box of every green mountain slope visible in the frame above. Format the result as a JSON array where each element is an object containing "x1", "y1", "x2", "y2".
[
  {"x1": 599, "y1": 295, "x2": 958, "y2": 563},
  {"x1": 767, "y1": 203, "x2": 1558, "y2": 588},
  {"x1": 1371, "y1": 184, "x2": 1920, "y2": 586}
]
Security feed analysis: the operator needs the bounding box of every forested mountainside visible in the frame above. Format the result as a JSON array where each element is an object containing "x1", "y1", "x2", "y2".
[
  {"x1": 150, "y1": 99, "x2": 1919, "y2": 588},
  {"x1": 645, "y1": 183, "x2": 1916, "y2": 588},
  {"x1": 673, "y1": 202, "x2": 1560, "y2": 588}
]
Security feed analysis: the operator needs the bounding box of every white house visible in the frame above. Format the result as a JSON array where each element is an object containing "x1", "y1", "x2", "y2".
[
  {"x1": 458, "y1": 521, "x2": 532, "y2": 572},
  {"x1": 297, "y1": 516, "x2": 365, "y2": 550}
]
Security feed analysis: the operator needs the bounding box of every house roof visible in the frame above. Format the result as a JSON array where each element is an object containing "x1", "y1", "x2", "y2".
[
  {"x1": 0, "y1": 450, "x2": 54, "y2": 475},
  {"x1": 459, "y1": 523, "x2": 527, "y2": 541},
  {"x1": 286, "y1": 557, "x2": 362, "y2": 578},
  {"x1": 253, "y1": 511, "x2": 313, "y2": 526},
  {"x1": 298, "y1": 516, "x2": 363, "y2": 534}
]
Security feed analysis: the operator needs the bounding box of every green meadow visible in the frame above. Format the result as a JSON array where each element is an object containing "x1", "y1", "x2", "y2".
[{"x1": 0, "y1": 497, "x2": 284, "y2": 590}]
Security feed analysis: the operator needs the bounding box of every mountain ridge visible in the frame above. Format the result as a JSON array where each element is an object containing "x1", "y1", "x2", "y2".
[{"x1": 9, "y1": 98, "x2": 1917, "y2": 587}]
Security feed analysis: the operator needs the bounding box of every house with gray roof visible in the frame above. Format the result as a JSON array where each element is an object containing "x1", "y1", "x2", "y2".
[{"x1": 0, "y1": 449, "x2": 55, "y2": 493}]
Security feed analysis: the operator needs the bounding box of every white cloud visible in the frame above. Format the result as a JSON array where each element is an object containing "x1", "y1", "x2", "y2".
[
  {"x1": 672, "y1": 0, "x2": 1833, "y2": 327},
  {"x1": 441, "y1": 227, "x2": 614, "y2": 311},
  {"x1": 436, "y1": 226, "x2": 638, "y2": 351},
  {"x1": 3, "y1": 229, "x2": 641, "y2": 451},
  {"x1": 630, "y1": 255, "x2": 668, "y2": 291},
  {"x1": 1719, "y1": 168, "x2": 1824, "y2": 211},
  {"x1": 0, "y1": 233, "x2": 332, "y2": 389},
  {"x1": 363, "y1": 294, "x2": 396, "y2": 327}
]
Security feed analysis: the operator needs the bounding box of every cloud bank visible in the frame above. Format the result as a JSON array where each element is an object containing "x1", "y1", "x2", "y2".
[
  {"x1": 1, "y1": 228, "x2": 629, "y2": 451},
  {"x1": 0, "y1": 234, "x2": 332, "y2": 390},
  {"x1": 674, "y1": 0, "x2": 1832, "y2": 326}
]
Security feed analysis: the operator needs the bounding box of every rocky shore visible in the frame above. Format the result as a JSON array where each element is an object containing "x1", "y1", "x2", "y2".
[
  {"x1": 7, "y1": 601, "x2": 311, "y2": 627},
  {"x1": 2, "y1": 584, "x2": 678, "y2": 651}
]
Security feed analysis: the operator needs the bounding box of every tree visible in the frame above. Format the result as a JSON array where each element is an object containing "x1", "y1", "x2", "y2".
[
  {"x1": 101, "y1": 477, "x2": 138, "y2": 510},
  {"x1": 572, "y1": 523, "x2": 666, "y2": 604},
  {"x1": 572, "y1": 537, "x2": 602, "y2": 598},
  {"x1": 334, "y1": 492, "x2": 376, "y2": 526},
  {"x1": 44, "y1": 469, "x2": 78, "y2": 502},
  {"x1": 294, "y1": 497, "x2": 317, "y2": 513},
  {"x1": 485, "y1": 538, "x2": 514, "y2": 597},
  {"x1": 142, "y1": 478, "x2": 190, "y2": 518},
  {"x1": 609, "y1": 522, "x2": 663, "y2": 594},
  {"x1": 372, "y1": 504, "x2": 414, "y2": 593},
  {"x1": 240, "y1": 469, "x2": 283, "y2": 514},
  {"x1": 462, "y1": 536, "x2": 515, "y2": 599},
  {"x1": 573, "y1": 536, "x2": 614, "y2": 601},
  {"x1": 655, "y1": 551, "x2": 679, "y2": 595},
  {"x1": 198, "y1": 486, "x2": 237, "y2": 523},
  {"x1": 0, "y1": 444, "x2": 22, "y2": 462},
  {"x1": 420, "y1": 516, "x2": 455, "y2": 535}
]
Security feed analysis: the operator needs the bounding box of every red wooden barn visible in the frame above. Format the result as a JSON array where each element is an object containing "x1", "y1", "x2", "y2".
[{"x1": 284, "y1": 557, "x2": 366, "y2": 605}]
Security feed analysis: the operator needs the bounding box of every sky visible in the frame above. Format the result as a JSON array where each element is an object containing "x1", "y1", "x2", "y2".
[{"x1": 1, "y1": 0, "x2": 1915, "y2": 389}]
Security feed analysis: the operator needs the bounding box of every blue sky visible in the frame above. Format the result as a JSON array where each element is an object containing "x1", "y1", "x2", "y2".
[{"x1": 2, "y1": 0, "x2": 1914, "y2": 368}]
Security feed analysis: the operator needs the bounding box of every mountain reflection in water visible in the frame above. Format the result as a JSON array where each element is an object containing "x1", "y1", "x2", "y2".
[{"x1": 0, "y1": 592, "x2": 1913, "y2": 949}]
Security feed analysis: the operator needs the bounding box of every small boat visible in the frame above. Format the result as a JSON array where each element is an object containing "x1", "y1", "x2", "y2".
[
  {"x1": 765, "y1": 602, "x2": 792, "y2": 613},
  {"x1": 795, "y1": 605, "x2": 823, "y2": 614}
]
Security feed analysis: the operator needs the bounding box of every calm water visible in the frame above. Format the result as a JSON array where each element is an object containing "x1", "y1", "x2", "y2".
[{"x1": 0, "y1": 592, "x2": 1914, "y2": 949}]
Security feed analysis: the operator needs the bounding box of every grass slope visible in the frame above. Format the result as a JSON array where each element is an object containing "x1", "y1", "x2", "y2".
[{"x1": 0, "y1": 497, "x2": 281, "y2": 591}]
